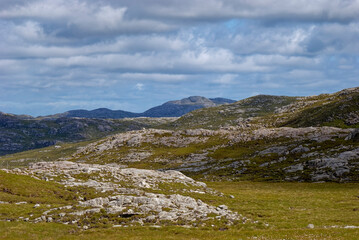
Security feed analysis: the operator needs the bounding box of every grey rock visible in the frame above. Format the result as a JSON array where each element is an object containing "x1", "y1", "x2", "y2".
[
  {"x1": 307, "y1": 224, "x2": 315, "y2": 229},
  {"x1": 291, "y1": 145, "x2": 310, "y2": 154},
  {"x1": 285, "y1": 164, "x2": 304, "y2": 173},
  {"x1": 345, "y1": 128, "x2": 359, "y2": 141}
]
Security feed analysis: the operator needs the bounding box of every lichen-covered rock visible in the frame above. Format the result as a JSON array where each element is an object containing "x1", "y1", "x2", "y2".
[{"x1": 11, "y1": 161, "x2": 244, "y2": 227}]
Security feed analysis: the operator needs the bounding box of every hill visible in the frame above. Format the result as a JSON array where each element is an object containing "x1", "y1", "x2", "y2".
[
  {"x1": 0, "y1": 113, "x2": 175, "y2": 156},
  {"x1": 167, "y1": 87, "x2": 359, "y2": 130}
]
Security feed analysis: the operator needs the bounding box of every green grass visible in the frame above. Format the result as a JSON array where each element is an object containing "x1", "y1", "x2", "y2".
[
  {"x1": 1, "y1": 181, "x2": 358, "y2": 239},
  {"x1": 0, "y1": 171, "x2": 76, "y2": 204},
  {"x1": 0, "y1": 141, "x2": 94, "y2": 169}
]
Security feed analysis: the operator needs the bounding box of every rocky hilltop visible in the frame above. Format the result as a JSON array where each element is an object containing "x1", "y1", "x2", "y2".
[
  {"x1": 169, "y1": 87, "x2": 359, "y2": 130},
  {"x1": 70, "y1": 127, "x2": 358, "y2": 182}
]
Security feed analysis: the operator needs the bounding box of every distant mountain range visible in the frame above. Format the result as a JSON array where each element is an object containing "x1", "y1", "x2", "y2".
[
  {"x1": 2, "y1": 87, "x2": 358, "y2": 157},
  {"x1": 41, "y1": 96, "x2": 236, "y2": 119},
  {"x1": 0, "y1": 96, "x2": 235, "y2": 156}
]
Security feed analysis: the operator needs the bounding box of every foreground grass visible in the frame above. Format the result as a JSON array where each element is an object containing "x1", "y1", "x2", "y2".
[
  {"x1": 1, "y1": 222, "x2": 359, "y2": 240},
  {"x1": 1, "y1": 181, "x2": 358, "y2": 239},
  {"x1": 208, "y1": 182, "x2": 359, "y2": 229}
]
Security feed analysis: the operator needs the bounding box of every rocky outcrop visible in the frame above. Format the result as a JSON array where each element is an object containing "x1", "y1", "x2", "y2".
[
  {"x1": 71, "y1": 126, "x2": 358, "y2": 182},
  {"x1": 8, "y1": 161, "x2": 245, "y2": 228}
]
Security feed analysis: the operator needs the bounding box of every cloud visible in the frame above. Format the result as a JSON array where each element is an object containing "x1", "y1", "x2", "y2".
[
  {"x1": 135, "y1": 83, "x2": 144, "y2": 90},
  {"x1": 142, "y1": 0, "x2": 359, "y2": 23},
  {"x1": 212, "y1": 74, "x2": 237, "y2": 84},
  {"x1": 0, "y1": 0, "x2": 173, "y2": 37},
  {"x1": 0, "y1": 0, "x2": 358, "y2": 116}
]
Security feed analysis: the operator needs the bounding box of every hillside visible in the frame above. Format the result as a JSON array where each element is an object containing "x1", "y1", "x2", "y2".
[
  {"x1": 167, "y1": 95, "x2": 299, "y2": 129},
  {"x1": 0, "y1": 113, "x2": 175, "y2": 156},
  {"x1": 166, "y1": 87, "x2": 359, "y2": 130},
  {"x1": 53, "y1": 108, "x2": 140, "y2": 119},
  {"x1": 2, "y1": 87, "x2": 358, "y2": 181}
]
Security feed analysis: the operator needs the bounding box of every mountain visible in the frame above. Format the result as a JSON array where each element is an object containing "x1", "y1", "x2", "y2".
[
  {"x1": 42, "y1": 96, "x2": 236, "y2": 119},
  {"x1": 52, "y1": 108, "x2": 140, "y2": 119},
  {"x1": 142, "y1": 96, "x2": 235, "y2": 117}
]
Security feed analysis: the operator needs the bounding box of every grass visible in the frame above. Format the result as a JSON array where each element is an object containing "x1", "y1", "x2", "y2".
[
  {"x1": 0, "y1": 171, "x2": 76, "y2": 204},
  {"x1": 1, "y1": 181, "x2": 358, "y2": 239},
  {"x1": 0, "y1": 141, "x2": 94, "y2": 169}
]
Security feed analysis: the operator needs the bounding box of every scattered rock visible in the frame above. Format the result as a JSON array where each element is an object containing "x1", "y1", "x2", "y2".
[{"x1": 307, "y1": 224, "x2": 315, "y2": 229}]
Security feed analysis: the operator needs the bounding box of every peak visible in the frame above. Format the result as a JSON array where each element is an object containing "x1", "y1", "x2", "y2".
[
  {"x1": 187, "y1": 96, "x2": 208, "y2": 101},
  {"x1": 168, "y1": 96, "x2": 215, "y2": 107}
]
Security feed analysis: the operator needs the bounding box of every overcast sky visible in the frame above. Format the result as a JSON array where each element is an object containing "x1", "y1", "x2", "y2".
[{"x1": 1, "y1": 0, "x2": 358, "y2": 116}]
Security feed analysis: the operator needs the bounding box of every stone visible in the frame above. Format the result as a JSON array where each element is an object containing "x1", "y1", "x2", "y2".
[
  {"x1": 307, "y1": 224, "x2": 315, "y2": 229},
  {"x1": 9, "y1": 160, "x2": 243, "y2": 227},
  {"x1": 218, "y1": 205, "x2": 228, "y2": 210},
  {"x1": 345, "y1": 128, "x2": 359, "y2": 141}
]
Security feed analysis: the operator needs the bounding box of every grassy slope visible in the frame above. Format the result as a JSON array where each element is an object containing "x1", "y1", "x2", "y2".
[
  {"x1": 1, "y1": 181, "x2": 358, "y2": 239},
  {"x1": 166, "y1": 95, "x2": 298, "y2": 130},
  {"x1": 165, "y1": 87, "x2": 359, "y2": 130},
  {"x1": 0, "y1": 141, "x2": 94, "y2": 169},
  {"x1": 282, "y1": 91, "x2": 359, "y2": 128},
  {"x1": 68, "y1": 131, "x2": 359, "y2": 182}
]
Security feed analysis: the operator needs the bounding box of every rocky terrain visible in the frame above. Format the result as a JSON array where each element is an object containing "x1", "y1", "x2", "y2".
[
  {"x1": 0, "y1": 113, "x2": 175, "y2": 156},
  {"x1": 3, "y1": 87, "x2": 357, "y2": 158},
  {"x1": 1, "y1": 161, "x2": 247, "y2": 229},
  {"x1": 0, "y1": 95, "x2": 234, "y2": 156},
  {"x1": 70, "y1": 126, "x2": 358, "y2": 182},
  {"x1": 168, "y1": 87, "x2": 359, "y2": 130},
  {"x1": 1, "y1": 87, "x2": 359, "y2": 182},
  {"x1": 0, "y1": 87, "x2": 358, "y2": 238}
]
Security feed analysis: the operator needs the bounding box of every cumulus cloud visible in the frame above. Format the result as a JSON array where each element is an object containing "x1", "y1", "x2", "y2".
[
  {"x1": 0, "y1": 0, "x2": 358, "y2": 116},
  {"x1": 142, "y1": 0, "x2": 359, "y2": 22},
  {"x1": 0, "y1": 0, "x2": 172, "y2": 36}
]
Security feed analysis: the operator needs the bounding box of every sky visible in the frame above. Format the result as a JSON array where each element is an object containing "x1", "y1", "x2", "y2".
[{"x1": 0, "y1": 0, "x2": 359, "y2": 116}]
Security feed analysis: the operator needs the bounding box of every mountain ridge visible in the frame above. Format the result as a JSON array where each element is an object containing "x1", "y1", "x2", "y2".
[{"x1": 39, "y1": 96, "x2": 236, "y2": 119}]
